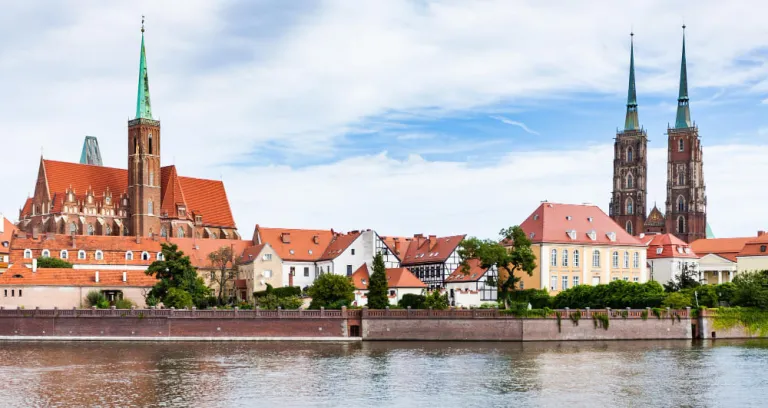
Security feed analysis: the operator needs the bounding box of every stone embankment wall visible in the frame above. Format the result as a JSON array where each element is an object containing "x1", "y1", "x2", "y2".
[{"x1": 697, "y1": 309, "x2": 766, "y2": 340}]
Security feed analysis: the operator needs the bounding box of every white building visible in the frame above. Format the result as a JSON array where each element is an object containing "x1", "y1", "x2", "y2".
[
  {"x1": 644, "y1": 233, "x2": 699, "y2": 285},
  {"x1": 444, "y1": 259, "x2": 498, "y2": 308},
  {"x1": 350, "y1": 264, "x2": 426, "y2": 307}
]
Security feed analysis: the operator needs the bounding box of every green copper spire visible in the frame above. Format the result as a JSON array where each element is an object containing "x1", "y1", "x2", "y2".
[
  {"x1": 135, "y1": 17, "x2": 153, "y2": 120},
  {"x1": 674, "y1": 25, "x2": 692, "y2": 129},
  {"x1": 624, "y1": 32, "x2": 639, "y2": 131}
]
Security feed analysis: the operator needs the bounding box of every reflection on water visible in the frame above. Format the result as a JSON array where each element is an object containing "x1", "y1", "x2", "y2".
[{"x1": 1, "y1": 340, "x2": 767, "y2": 407}]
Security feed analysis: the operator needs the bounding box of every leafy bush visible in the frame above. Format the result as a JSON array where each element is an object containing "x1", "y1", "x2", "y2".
[
  {"x1": 423, "y1": 290, "x2": 449, "y2": 310},
  {"x1": 253, "y1": 283, "x2": 274, "y2": 299},
  {"x1": 684, "y1": 285, "x2": 718, "y2": 308},
  {"x1": 716, "y1": 282, "x2": 737, "y2": 305},
  {"x1": 307, "y1": 274, "x2": 355, "y2": 309},
  {"x1": 553, "y1": 280, "x2": 665, "y2": 309},
  {"x1": 237, "y1": 301, "x2": 254, "y2": 310},
  {"x1": 37, "y1": 257, "x2": 73, "y2": 269},
  {"x1": 731, "y1": 271, "x2": 768, "y2": 309},
  {"x1": 256, "y1": 294, "x2": 303, "y2": 310},
  {"x1": 272, "y1": 286, "x2": 302, "y2": 298},
  {"x1": 164, "y1": 287, "x2": 194, "y2": 309},
  {"x1": 398, "y1": 294, "x2": 426, "y2": 309},
  {"x1": 85, "y1": 290, "x2": 108, "y2": 308},
  {"x1": 509, "y1": 289, "x2": 552, "y2": 309},
  {"x1": 114, "y1": 298, "x2": 134, "y2": 309},
  {"x1": 662, "y1": 292, "x2": 692, "y2": 309}
]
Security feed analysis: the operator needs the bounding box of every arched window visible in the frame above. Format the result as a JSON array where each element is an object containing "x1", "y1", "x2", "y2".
[
  {"x1": 623, "y1": 251, "x2": 629, "y2": 268},
  {"x1": 141, "y1": 251, "x2": 150, "y2": 261},
  {"x1": 677, "y1": 196, "x2": 685, "y2": 212},
  {"x1": 678, "y1": 171, "x2": 685, "y2": 186},
  {"x1": 42, "y1": 249, "x2": 50, "y2": 258},
  {"x1": 157, "y1": 252, "x2": 164, "y2": 261},
  {"x1": 105, "y1": 225, "x2": 111, "y2": 236},
  {"x1": 60, "y1": 250, "x2": 68, "y2": 259},
  {"x1": 677, "y1": 216, "x2": 686, "y2": 233},
  {"x1": 87, "y1": 224, "x2": 94, "y2": 236},
  {"x1": 550, "y1": 249, "x2": 557, "y2": 266},
  {"x1": 626, "y1": 198, "x2": 634, "y2": 215},
  {"x1": 23, "y1": 249, "x2": 32, "y2": 259},
  {"x1": 95, "y1": 250, "x2": 104, "y2": 260},
  {"x1": 177, "y1": 227, "x2": 185, "y2": 238},
  {"x1": 78, "y1": 250, "x2": 86, "y2": 260},
  {"x1": 149, "y1": 171, "x2": 154, "y2": 187},
  {"x1": 148, "y1": 133, "x2": 153, "y2": 154},
  {"x1": 148, "y1": 200, "x2": 153, "y2": 215},
  {"x1": 626, "y1": 220, "x2": 633, "y2": 235},
  {"x1": 627, "y1": 147, "x2": 633, "y2": 162},
  {"x1": 678, "y1": 138, "x2": 684, "y2": 152},
  {"x1": 161, "y1": 227, "x2": 167, "y2": 238},
  {"x1": 562, "y1": 249, "x2": 569, "y2": 267},
  {"x1": 626, "y1": 174, "x2": 634, "y2": 189},
  {"x1": 126, "y1": 251, "x2": 134, "y2": 261},
  {"x1": 612, "y1": 251, "x2": 619, "y2": 268},
  {"x1": 592, "y1": 250, "x2": 600, "y2": 267},
  {"x1": 69, "y1": 222, "x2": 77, "y2": 235},
  {"x1": 573, "y1": 250, "x2": 580, "y2": 267},
  {"x1": 633, "y1": 252, "x2": 639, "y2": 268}
]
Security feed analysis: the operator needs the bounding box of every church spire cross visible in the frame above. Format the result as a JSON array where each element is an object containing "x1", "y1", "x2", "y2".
[
  {"x1": 624, "y1": 32, "x2": 639, "y2": 131},
  {"x1": 674, "y1": 25, "x2": 692, "y2": 129},
  {"x1": 135, "y1": 15, "x2": 153, "y2": 120}
]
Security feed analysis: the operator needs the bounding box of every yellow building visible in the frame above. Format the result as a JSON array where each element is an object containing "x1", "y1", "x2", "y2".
[{"x1": 509, "y1": 202, "x2": 648, "y2": 294}]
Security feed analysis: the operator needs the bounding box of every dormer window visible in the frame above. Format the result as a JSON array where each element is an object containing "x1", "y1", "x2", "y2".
[
  {"x1": 587, "y1": 217, "x2": 593, "y2": 222},
  {"x1": 141, "y1": 251, "x2": 150, "y2": 261},
  {"x1": 566, "y1": 216, "x2": 572, "y2": 221},
  {"x1": 684, "y1": 247, "x2": 691, "y2": 254},
  {"x1": 195, "y1": 215, "x2": 202, "y2": 224},
  {"x1": 587, "y1": 230, "x2": 597, "y2": 241},
  {"x1": 78, "y1": 250, "x2": 86, "y2": 260},
  {"x1": 677, "y1": 247, "x2": 683, "y2": 254},
  {"x1": 41, "y1": 249, "x2": 50, "y2": 258},
  {"x1": 567, "y1": 230, "x2": 577, "y2": 240},
  {"x1": 95, "y1": 250, "x2": 103, "y2": 260},
  {"x1": 126, "y1": 251, "x2": 134, "y2": 261},
  {"x1": 606, "y1": 232, "x2": 616, "y2": 242},
  {"x1": 60, "y1": 250, "x2": 68, "y2": 259},
  {"x1": 105, "y1": 196, "x2": 111, "y2": 205}
]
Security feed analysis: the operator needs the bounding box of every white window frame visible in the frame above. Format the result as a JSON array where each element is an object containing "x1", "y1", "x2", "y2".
[
  {"x1": 60, "y1": 250, "x2": 68, "y2": 259},
  {"x1": 157, "y1": 252, "x2": 164, "y2": 261},
  {"x1": 141, "y1": 251, "x2": 150, "y2": 261},
  {"x1": 612, "y1": 251, "x2": 619, "y2": 268},
  {"x1": 263, "y1": 270, "x2": 273, "y2": 278},
  {"x1": 562, "y1": 275, "x2": 568, "y2": 291},
  {"x1": 126, "y1": 251, "x2": 134, "y2": 261},
  {"x1": 23, "y1": 249, "x2": 32, "y2": 259},
  {"x1": 573, "y1": 250, "x2": 580, "y2": 267},
  {"x1": 550, "y1": 249, "x2": 557, "y2": 267},
  {"x1": 633, "y1": 252, "x2": 639, "y2": 268},
  {"x1": 573, "y1": 275, "x2": 580, "y2": 286},
  {"x1": 550, "y1": 275, "x2": 557, "y2": 291},
  {"x1": 42, "y1": 249, "x2": 50, "y2": 258},
  {"x1": 78, "y1": 250, "x2": 86, "y2": 260},
  {"x1": 592, "y1": 250, "x2": 600, "y2": 267},
  {"x1": 95, "y1": 250, "x2": 104, "y2": 260},
  {"x1": 623, "y1": 251, "x2": 629, "y2": 268},
  {"x1": 562, "y1": 249, "x2": 568, "y2": 267}
]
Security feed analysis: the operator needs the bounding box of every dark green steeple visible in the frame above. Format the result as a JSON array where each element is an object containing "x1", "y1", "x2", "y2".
[
  {"x1": 624, "y1": 32, "x2": 639, "y2": 131},
  {"x1": 674, "y1": 25, "x2": 691, "y2": 129},
  {"x1": 135, "y1": 17, "x2": 153, "y2": 120}
]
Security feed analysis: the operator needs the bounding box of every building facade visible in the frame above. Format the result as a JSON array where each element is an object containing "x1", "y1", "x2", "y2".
[
  {"x1": 350, "y1": 264, "x2": 426, "y2": 307},
  {"x1": 237, "y1": 244, "x2": 283, "y2": 301},
  {"x1": 16, "y1": 23, "x2": 239, "y2": 240},
  {"x1": 644, "y1": 233, "x2": 699, "y2": 285},
  {"x1": 399, "y1": 234, "x2": 465, "y2": 291},
  {"x1": 444, "y1": 259, "x2": 498, "y2": 307}
]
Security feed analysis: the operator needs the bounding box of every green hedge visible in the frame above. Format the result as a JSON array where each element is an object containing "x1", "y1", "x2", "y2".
[{"x1": 272, "y1": 286, "x2": 301, "y2": 298}]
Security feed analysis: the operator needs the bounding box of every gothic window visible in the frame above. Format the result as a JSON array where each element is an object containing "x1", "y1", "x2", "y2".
[
  {"x1": 148, "y1": 200, "x2": 153, "y2": 215},
  {"x1": 626, "y1": 198, "x2": 634, "y2": 215},
  {"x1": 562, "y1": 249, "x2": 569, "y2": 267},
  {"x1": 677, "y1": 196, "x2": 685, "y2": 212},
  {"x1": 42, "y1": 249, "x2": 50, "y2": 258},
  {"x1": 161, "y1": 227, "x2": 167, "y2": 237},
  {"x1": 141, "y1": 251, "x2": 150, "y2": 261},
  {"x1": 60, "y1": 250, "x2": 68, "y2": 260},
  {"x1": 95, "y1": 250, "x2": 103, "y2": 260},
  {"x1": 627, "y1": 147, "x2": 633, "y2": 162},
  {"x1": 592, "y1": 250, "x2": 600, "y2": 267},
  {"x1": 678, "y1": 139, "x2": 684, "y2": 152},
  {"x1": 148, "y1": 133, "x2": 153, "y2": 154},
  {"x1": 678, "y1": 171, "x2": 685, "y2": 186},
  {"x1": 550, "y1": 249, "x2": 557, "y2": 267},
  {"x1": 612, "y1": 251, "x2": 619, "y2": 268},
  {"x1": 626, "y1": 173, "x2": 634, "y2": 189},
  {"x1": 78, "y1": 250, "x2": 86, "y2": 260},
  {"x1": 623, "y1": 251, "x2": 629, "y2": 268},
  {"x1": 69, "y1": 222, "x2": 77, "y2": 235},
  {"x1": 87, "y1": 224, "x2": 94, "y2": 236},
  {"x1": 149, "y1": 171, "x2": 154, "y2": 187},
  {"x1": 177, "y1": 227, "x2": 185, "y2": 238},
  {"x1": 573, "y1": 250, "x2": 580, "y2": 267},
  {"x1": 626, "y1": 220, "x2": 633, "y2": 235},
  {"x1": 126, "y1": 251, "x2": 134, "y2": 261},
  {"x1": 677, "y1": 216, "x2": 686, "y2": 234}
]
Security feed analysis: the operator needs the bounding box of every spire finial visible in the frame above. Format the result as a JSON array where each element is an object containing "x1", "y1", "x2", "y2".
[
  {"x1": 623, "y1": 31, "x2": 639, "y2": 131},
  {"x1": 135, "y1": 17, "x2": 153, "y2": 120},
  {"x1": 674, "y1": 24, "x2": 692, "y2": 129},
  {"x1": 141, "y1": 15, "x2": 145, "y2": 33}
]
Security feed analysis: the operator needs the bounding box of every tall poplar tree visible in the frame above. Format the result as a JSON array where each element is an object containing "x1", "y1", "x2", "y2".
[{"x1": 367, "y1": 253, "x2": 389, "y2": 309}]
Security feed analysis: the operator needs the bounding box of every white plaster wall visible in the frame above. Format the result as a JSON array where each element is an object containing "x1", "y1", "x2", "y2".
[
  {"x1": 0, "y1": 286, "x2": 149, "y2": 309},
  {"x1": 331, "y1": 231, "x2": 373, "y2": 278},
  {"x1": 282, "y1": 261, "x2": 316, "y2": 288}
]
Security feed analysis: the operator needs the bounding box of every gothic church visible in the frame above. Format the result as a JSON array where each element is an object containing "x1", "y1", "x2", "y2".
[
  {"x1": 17, "y1": 23, "x2": 239, "y2": 240},
  {"x1": 609, "y1": 27, "x2": 707, "y2": 243}
]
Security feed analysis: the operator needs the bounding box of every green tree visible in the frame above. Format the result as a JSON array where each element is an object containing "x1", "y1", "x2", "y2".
[
  {"x1": 731, "y1": 270, "x2": 768, "y2": 308},
  {"x1": 398, "y1": 293, "x2": 426, "y2": 309},
  {"x1": 145, "y1": 243, "x2": 211, "y2": 308},
  {"x1": 255, "y1": 294, "x2": 303, "y2": 310},
  {"x1": 367, "y1": 253, "x2": 389, "y2": 309},
  {"x1": 85, "y1": 290, "x2": 109, "y2": 309},
  {"x1": 459, "y1": 226, "x2": 537, "y2": 308},
  {"x1": 307, "y1": 273, "x2": 355, "y2": 309},
  {"x1": 423, "y1": 289, "x2": 449, "y2": 310},
  {"x1": 663, "y1": 263, "x2": 701, "y2": 292},
  {"x1": 37, "y1": 257, "x2": 73, "y2": 268},
  {"x1": 163, "y1": 287, "x2": 194, "y2": 309},
  {"x1": 207, "y1": 246, "x2": 239, "y2": 305},
  {"x1": 662, "y1": 292, "x2": 692, "y2": 309}
]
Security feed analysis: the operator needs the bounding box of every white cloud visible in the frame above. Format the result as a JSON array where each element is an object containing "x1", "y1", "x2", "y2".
[{"x1": 489, "y1": 115, "x2": 539, "y2": 135}]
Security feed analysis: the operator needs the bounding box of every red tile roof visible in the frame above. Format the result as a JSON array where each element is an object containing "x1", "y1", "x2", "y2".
[
  {"x1": 238, "y1": 244, "x2": 267, "y2": 264},
  {"x1": 253, "y1": 225, "x2": 334, "y2": 262},
  {"x1": 351, "y1": 264, "x2": 426, "y2": 290},
  {"x1": 379, "y1": 236, "x2": 412, "y2": 260},
  {"x1": 400, "y1": 234, "x2": 465, "y2": 266},
  {"x1": 167, "y1": 237, "x2": 253, "y2": 269},
  {"x1": 0, "y1": 264, "x2": 157, "y2": 287},
  {"x1": 737, "y1": 234, "x2": 768, "y2": 257},
  {"x1": 22, "y1": 160, "x2": 236, "y2": 228},
  {"x1": 645, "y1": 234, "x2": 698, "y2": 260},
  {"x1": 1, "y1": 217, "x2": 16, "y2": 255},
  {"x1": 446, "y1": 259, "x2": 490, "y2": 282},
  {"x1": 320, "y1": 231, "x2": 362, "y2": 260},
  {"x1": 517, "y1": 202, "x2": 643, "y2": 247},
  {"x1": 690, "y1": 237, "x2": 752, "y2": 262}
]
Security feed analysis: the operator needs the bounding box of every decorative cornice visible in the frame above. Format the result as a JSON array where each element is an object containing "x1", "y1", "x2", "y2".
[{"x1": 128, "y1": 118, "x2": 160, "y2": 127}]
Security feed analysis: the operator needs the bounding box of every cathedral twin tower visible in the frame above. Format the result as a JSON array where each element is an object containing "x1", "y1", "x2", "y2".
[{"x1": 609, "y1": 26, "x2": 707, "y2": 243}]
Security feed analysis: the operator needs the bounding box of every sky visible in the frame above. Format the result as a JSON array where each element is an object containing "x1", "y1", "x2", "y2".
[{"x1": 1, "y1": 0, "x2": 768, "y2": 240}]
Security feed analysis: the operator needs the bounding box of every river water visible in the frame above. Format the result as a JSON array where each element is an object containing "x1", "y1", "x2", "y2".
[{"x1": 0, "y1": 340, "x2": 767, "y2": 407}]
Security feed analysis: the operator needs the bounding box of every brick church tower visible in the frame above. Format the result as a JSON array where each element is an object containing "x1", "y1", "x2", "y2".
[
  {"x1": 128, "y1": 20, "x2": 162, "y2": 237},
  {"x1": 610, "y1": 33, "x2": 647, "y2": 236},
  {"x1": 664, "y1": 26, "x2": 707, "y2": 243}
]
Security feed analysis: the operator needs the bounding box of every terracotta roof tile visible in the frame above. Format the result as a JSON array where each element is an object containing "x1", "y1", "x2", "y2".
[
  {"x1": 238, "y1": 244, "x2": 267, "y2": 264},
  {"x1": 0, "y1": 217, "x2": 16, "y2": 255},
  {"x1": 400, "y1": 234, "x2": 465, "y2": 266},
  {"x1": 517, "y1": 202, "x2": 643, "y2": 247},
  {"x1": 0, "y1": 264, "x2": 157, "y2": 287},
  {"x1": 645, "y1": 234, "x2": 698, "y2": 260},
  {"x1": 379, "y1": 236, "x2": 411, "y2": 260},
  {"x1": 166, "y1": 238, "x2": 253, "y2": 269},
  {"x1": 350, "y1": 264, "x2": 426, "y2": 290},
  {"x1": 737, "y1": 234, "x2": 768, "y2": 257},
  {"x1": 254, "y1": 226, "x2": 334, "y2": 261},
  {"x1": 178, "y1": 175, "x2": 235, "y2": 227},
  {"x1": 446, "y1": 259, "x2": 490, "y2": 282},
  {"x1": 320, "y1": 231, "x2": 362, "y2": 260},
  {"x1": 690, "y1": 237, "x2": 752, "y2": 262}
]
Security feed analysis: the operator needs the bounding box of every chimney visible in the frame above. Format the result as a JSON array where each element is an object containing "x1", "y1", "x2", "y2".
[
  {"x1": 136, "y1": 235, "x2": 141, "y2": 244},
  {"x1": 122, "y1": 271, "x2": 127, "y2": 282},
  {"x1": 32, "y1": 258, "x2": 37, "y2": 273},
  {"x1": 46, "y1": 232, "x2": 54, "y2": 241},
  {"x1": 313, "y1": 235, "x2": 319, "y2": 244},
  {"x1": 429, "y1": 235, "x2": 438, "y2": 251},
  {"x1": 95, "y1": 271, "x2": 100, "y2": 283},
  {"x1": 71, "y1": 234, "x2": 76, "y2": 249},
  {"x1": 32, "y1": 230, "x2": 38, "y2": 240},
  {"x1": 758, "y1": 231, "x2": 766, "y2": 237}
]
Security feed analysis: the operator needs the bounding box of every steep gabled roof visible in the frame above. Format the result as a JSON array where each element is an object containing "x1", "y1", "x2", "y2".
[
  {"x1": 379, "y1": 235, "x2": 411, "y2": 261},
  {"x1": 253, "y1": 225, "x2": 334, "y2": 262},
  {"x1": 1, "y1": 217, "x2": 16, "y2": 254},
  {"x1": 42, "y1": 160, "x2": 127, "y2": 212},
  {"x1": 351, "y1": 264, "x2": 426, "y2": 290},
  {"x1": 690, "y1": 237, "x2": 752, "y2": 262},
  {"x1": 0, "y1": 264, "x2": 157, "y2": 287},
  {"x1": 518, "y1": 202, "x2": 643, "y2": 247},
  {"x1": 167, "y1": 237, "x2": 252, "y2": 269},
  {"x1": 737, "y1": 234, "x2": 768, "y2": 258},
  {"x1": 400, "y1": 234, "x2": 465, "y2": 266},
  {"x1": 446, "y1": 259, "x2": 490, "y2": 282},
  {"x1": 238, "y1": 244, "x2": 267, "y2": 265},
  {"x1": 319, "y1": 231, "x2": 362, "y2": 260},
  {"x1": 645, "y1": 233, "x2": 698, "y2": 260}
]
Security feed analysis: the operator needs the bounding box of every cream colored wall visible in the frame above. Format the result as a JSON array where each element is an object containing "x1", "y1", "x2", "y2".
[
  {"x1": 540, "y1": 243, "x2": 646, "y2": 294},
  {"x1": 736, "y1": 256, "x2": 768, "y2": 273},
  {"x1": 239, "y1": 245, "x2": 283, "y2": 300},
  {"x1": 0, "y1": 286, "x2": 148, "y2": 309}
]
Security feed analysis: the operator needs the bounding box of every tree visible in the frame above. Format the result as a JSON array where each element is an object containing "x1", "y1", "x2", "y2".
[
  {"x1": 164, "y1": 287, "x2": 194, "y2": 309},
  {"x1": 398, "y1": 293, "x2": 425, "y2": 309},
  {"x1": 307, "y1": 273, "x2": 355, "y2": 309},
  {"x1": 663, "y1": 262, "x2": 701, "y2": 292},
  {"x1": 37, "y1": 257, "x2": 73, "y2": 269},
  {"x1": 145, "y1": 243, "x2": 211, "y2": 308},
  {"x1": 255, "y1": 294, "x2": 303, "y2": 310},
  {"x1": 459, "y1": 226, "x2": 537, "y2": 308},
  {"x1": 423, "y1": 289, "x2": 449, "y2": 310},
  {"x1": 207, "y1": 245, "x2": 239, "y2": 305},
  {"x1": 731, "y1": 270, "x2": 768, "y2": 309},
  {"x1": 367, "y1": 253, "x2": 389, "y2": 309}
]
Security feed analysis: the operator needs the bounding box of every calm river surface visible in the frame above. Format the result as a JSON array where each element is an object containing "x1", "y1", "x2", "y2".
[{"x1": 1, "y1": 340, "x2": 767, "y2": 407}]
